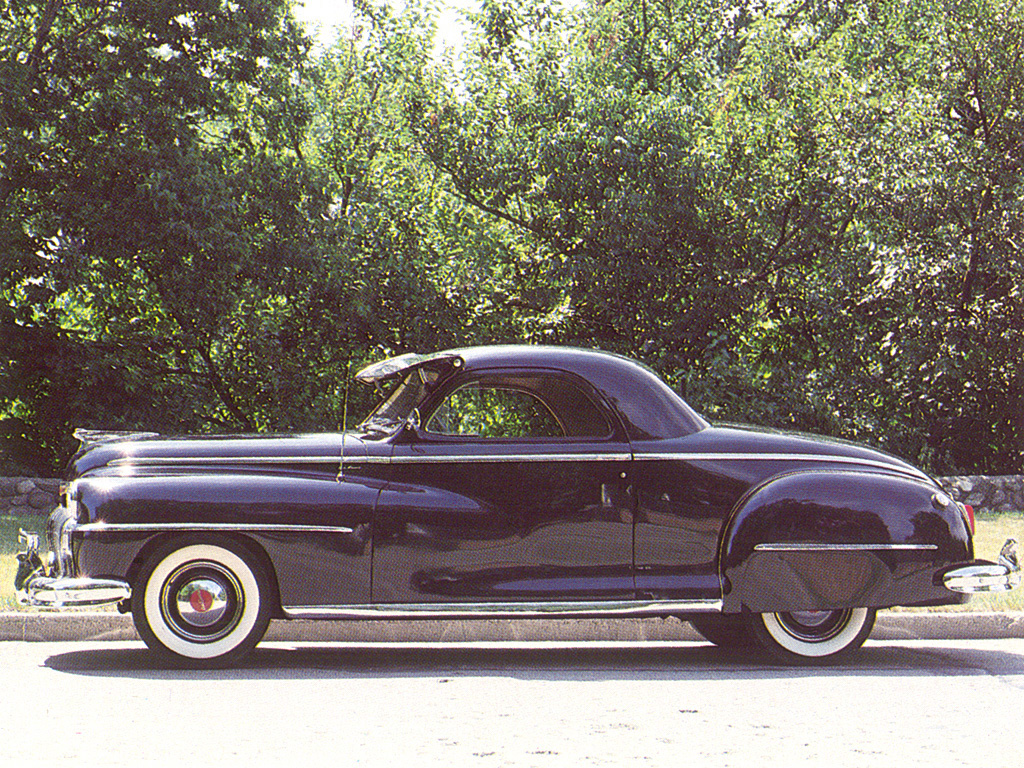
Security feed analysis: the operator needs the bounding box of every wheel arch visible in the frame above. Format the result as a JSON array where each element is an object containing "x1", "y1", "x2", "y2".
[{"x1": 126, "y1": 531, "x2": 283, "y2": 618}]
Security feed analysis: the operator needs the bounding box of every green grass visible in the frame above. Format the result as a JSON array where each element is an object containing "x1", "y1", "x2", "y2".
[
  {"x1": 1, "y1": 513, "x2": 44, "y2": 610},
  {"x1": 3, "y1": 512, "x2": 1023, "y2": 613},
  {"x1": 907, "y1": 511, "x2": 1024, "y2": 613}
]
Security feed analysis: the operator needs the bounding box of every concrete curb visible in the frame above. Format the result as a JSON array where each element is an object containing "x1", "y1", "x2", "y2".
[{"x1": 2, "y1": 610, "x2": 1024, "y2": 643}]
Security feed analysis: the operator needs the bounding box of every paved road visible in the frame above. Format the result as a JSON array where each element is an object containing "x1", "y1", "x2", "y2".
[{"x1": 2, "y1": 638, "x2": 1022, "y2": 767}]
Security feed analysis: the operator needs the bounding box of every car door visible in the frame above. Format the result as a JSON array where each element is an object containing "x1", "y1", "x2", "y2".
[{"x1": 371, "y1": 368, "x2": 635, "y2": 603}]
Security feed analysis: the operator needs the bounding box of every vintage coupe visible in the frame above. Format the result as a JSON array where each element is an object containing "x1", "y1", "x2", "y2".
[{"x1": 15, "y1": 345, "x2": 1020, "y2": 666}]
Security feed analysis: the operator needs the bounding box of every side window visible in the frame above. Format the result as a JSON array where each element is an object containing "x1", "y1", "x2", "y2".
[
  {"x1": 424, "y1": 373, "x2": 613, "y2": 439},
  {"x1": 426, "y1": 385, "x2": 563, "y2": 438}
]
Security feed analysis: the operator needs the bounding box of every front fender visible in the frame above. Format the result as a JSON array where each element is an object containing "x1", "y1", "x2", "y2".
[
  {"x1": 71, "y1": 473, "x2": 382, "y2": 607},
  {"x1": 719, "y1": 470, "x2": 972, "y2": 613}
]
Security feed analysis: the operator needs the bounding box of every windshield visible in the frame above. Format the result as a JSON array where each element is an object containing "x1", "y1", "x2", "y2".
[{"x1": 359, "y1": 366, "x2": 444, "y2": 434}]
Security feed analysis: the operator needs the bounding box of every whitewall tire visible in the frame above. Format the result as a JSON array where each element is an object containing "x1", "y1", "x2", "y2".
[
  {"x1": 746, "y1": 607, "x2": 875, "y2": 664},
  {"x1": 132, "y1": 538, "x2": 272, "y2": 667}
]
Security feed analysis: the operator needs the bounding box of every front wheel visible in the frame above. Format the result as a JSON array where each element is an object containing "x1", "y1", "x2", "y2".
[
  {"x1": 132, "y1": 537, "x2": 272, "y2": 668},
  {"x1": 746, "y1": 607, "x2": 876, "y2": 664}
]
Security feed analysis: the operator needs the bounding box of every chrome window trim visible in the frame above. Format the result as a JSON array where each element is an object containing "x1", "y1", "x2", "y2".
[
  {"x1": 76, "y1": 522, "x2": 355, "y2": 535},
  {"x1": 754, "y1": 543, "x2": 938, "y2": 552},
  {"x1": 281, "y1": 599, "x2": 723, "y2": 620}
]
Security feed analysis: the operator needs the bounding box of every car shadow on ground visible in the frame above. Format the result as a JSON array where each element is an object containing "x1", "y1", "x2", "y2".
[{"x1": 41, "y1": 639, "x2": 1024, "y2": 681}]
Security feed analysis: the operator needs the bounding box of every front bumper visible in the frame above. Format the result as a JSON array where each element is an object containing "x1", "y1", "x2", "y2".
[
  {"x1": 942, "y1": 538, "x2": 1021, "y2": 594},
  {"x1": 15, "y1": 521, "x2": 130, "y2": 609}
]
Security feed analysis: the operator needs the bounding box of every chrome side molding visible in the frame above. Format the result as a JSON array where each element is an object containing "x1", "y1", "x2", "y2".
[
  {"x1": 755, "y1": 542, "x2": 938, "y2": 552},
  {"x1": 282, "y1": 599, "x2": 724, "y2": 621},
  {"x1": 76, "y1": 522, "x2": 356, "y2": 535}
]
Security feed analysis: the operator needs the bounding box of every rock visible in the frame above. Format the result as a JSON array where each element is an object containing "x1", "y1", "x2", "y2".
[
  {"x1": 28, "y1": 490, "x2": 55, "y2": 510},
  {"x1": 34, "y1": 478, "x2": 61, "y2": 495},
  {"x1": 15, "y1": 479, "x2": 36, "y2": 494}
]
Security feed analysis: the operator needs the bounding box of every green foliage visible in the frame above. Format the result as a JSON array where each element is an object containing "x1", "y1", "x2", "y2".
[
  {"x1": 414, "y1": 0, "x2": 1023, "y2": 473},
  {"x1": 427, "y1": 386, "x2": 563, "y2": 438},
  {"x1": 1, "y1": 0, "x2": 327, "y2": 469},
  {"x1": 1, "y1": 0, "x2": 1021, "y2": 475}
]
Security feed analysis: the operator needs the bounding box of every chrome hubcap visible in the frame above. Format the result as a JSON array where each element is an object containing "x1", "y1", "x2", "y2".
[
  {"x1": 160, "y1": 561, "x2": 243, "y2": 642},
  {"x1": 176, "y1": 578, "x2": 229, "y2": 627},
  {"x1": 776, "y1": 609, "x2": 849, "y2": 642},
  {"x1": 788, "y1": 610, "x2": 833, "y2": 629}
]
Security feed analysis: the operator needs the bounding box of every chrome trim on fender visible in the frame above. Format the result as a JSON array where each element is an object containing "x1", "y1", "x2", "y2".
[
  {"x1": 108, "y1": 455, "x2": 344, "y2": 467},
  {"x1": 754, "y1": 543, "x2": 939, "y2": 552},
  {"x1": 637, "y1": 451, "x2": 929, "y2": 477},
  {"x1": 76, "y1": 522, "x2": 356, "y2": 535},
  {"x1": 281, "y1": 599, "x2": 723, "y2": 620}
]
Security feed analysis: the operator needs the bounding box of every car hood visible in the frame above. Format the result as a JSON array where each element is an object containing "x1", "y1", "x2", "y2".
[{"x1": 68, "y1": 430, "x2": 372, "y2": 477}]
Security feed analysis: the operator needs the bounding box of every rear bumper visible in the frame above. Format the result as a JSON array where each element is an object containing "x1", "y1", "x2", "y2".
[{"x1": 942, "y1": 539, "x2": 1021, "y2": 594}]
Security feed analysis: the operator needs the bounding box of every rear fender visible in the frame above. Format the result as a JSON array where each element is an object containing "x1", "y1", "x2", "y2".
[{"x1": 719, "y1": 470, "x2": 971, "y2": 613}]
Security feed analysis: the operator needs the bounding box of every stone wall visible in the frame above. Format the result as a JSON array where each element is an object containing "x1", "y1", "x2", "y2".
[
  {"x1": 939, "y1": 476, "x2": 1024, "y2": 514},
  {"x1": 2, "y1": 475, "x2": 1023, "y2": 517},
  {"x1": 1, "y1": 477, "x2": 63, "y2": 516}
]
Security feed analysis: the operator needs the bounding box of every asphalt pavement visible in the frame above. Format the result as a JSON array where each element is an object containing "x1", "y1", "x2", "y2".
[{"x1": 5, "y1": 637, "x2": 1024, "y2": 767}]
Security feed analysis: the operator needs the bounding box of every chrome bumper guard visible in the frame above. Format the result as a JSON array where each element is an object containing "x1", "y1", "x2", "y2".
[
  {"x1": 943, "y1": 538, "x2": 1021, "y2": 594},
  {"x1": 15, "y1": 529, "x2": 130, "y2": 608}
]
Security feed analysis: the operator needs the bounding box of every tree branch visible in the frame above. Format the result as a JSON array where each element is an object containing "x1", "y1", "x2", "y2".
[
  {"x1": 28, "y1": 0, "x2": 63, "y2": 80},
  {"x1": 138, "y1": 261, "x2": 255, "y2": 430}
]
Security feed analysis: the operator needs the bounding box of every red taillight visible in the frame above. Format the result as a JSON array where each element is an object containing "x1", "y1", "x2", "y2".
[{"x1": 963, "y1": 503, "x2": 975, "y2": 534}]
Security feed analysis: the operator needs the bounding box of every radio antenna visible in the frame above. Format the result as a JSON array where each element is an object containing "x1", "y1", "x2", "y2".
[{"x1": 338, "y1": 353, "x2": 351, "y2": 481}]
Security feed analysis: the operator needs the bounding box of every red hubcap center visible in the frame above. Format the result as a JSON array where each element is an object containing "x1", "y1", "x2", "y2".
[{"x1": 190, "y1": 589, "x2": 214, "y2": 613}]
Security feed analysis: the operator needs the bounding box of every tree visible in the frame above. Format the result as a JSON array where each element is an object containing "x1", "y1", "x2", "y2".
[
  {"x1": 2, "y1": 0, "x2": 1019, "y2": 475},
  {"x1": 0, "y1": 0, "x2": 325, "y2": 471},
  {"x1": 414, "y1": 0, "x2": 1023, "y2": 472}
]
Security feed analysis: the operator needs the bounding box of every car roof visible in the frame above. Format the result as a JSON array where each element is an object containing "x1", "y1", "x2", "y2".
[{"x1": 361, "y1": 345, "x2": 708, "y2": 441}]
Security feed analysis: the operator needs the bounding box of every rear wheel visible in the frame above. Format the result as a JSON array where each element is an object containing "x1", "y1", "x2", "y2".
[
  {"x1": 746, "y1": 608, "x2": 875, "y2": 664},
  {"x1": 687, "y1": 614, "x2": 756, "y2": 648},
  {"x1": 132, "y1": 537, "x2": 271, "y2": 668}
]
